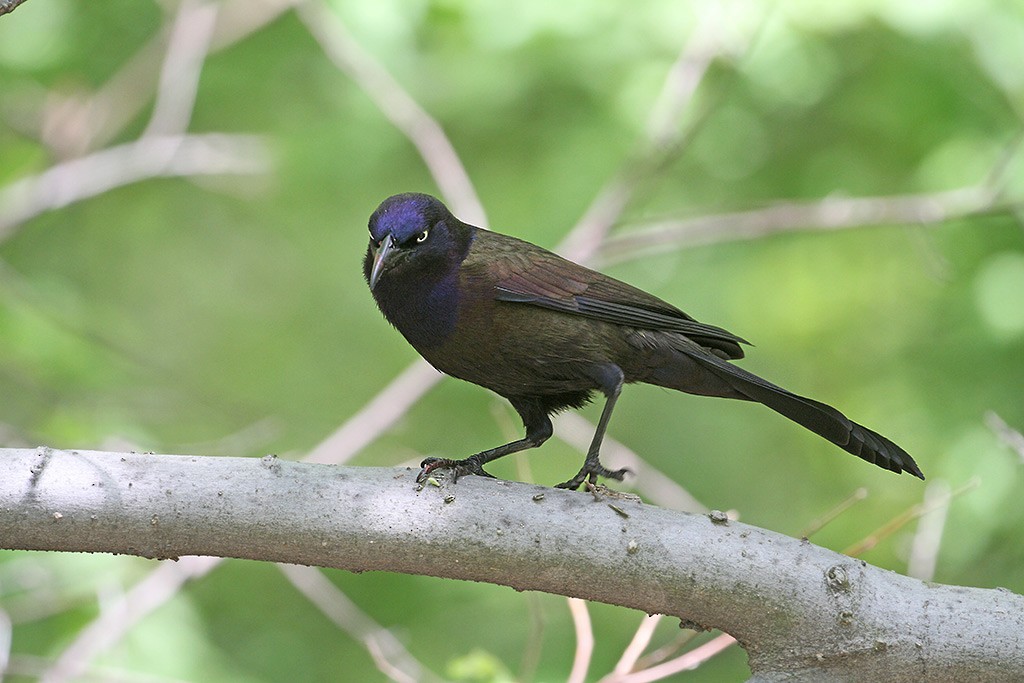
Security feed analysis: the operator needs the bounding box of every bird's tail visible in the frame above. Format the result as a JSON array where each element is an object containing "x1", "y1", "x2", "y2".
[{"x1": 679, "y1": 347, "x2": 924, "y2": 479}]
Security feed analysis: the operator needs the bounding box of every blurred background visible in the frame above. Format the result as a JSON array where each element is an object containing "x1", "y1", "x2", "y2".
[{"x1": 1, "y1": 0, "x2": 1023, "y2": 680}]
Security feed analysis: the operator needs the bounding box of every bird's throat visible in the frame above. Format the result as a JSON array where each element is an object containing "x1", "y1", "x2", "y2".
[{"x1": 374, "y1": 267, "x2": 461, "y2": 349}]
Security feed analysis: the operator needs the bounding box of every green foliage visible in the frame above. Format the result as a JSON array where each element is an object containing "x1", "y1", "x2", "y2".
[{"x1": 1, "y1": 0, "x2": 1022, "y2": 680}]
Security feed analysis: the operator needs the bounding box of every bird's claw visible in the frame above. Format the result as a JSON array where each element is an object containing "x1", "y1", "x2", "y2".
[
  {"x1": 417, "y1": 456, "x2": 494, "y2": 484},
  {"x1": 555, "y1": 462, "x2": 631, "y2": 490}
]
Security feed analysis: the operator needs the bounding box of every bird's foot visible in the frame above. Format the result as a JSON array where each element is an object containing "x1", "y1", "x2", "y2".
[
  {"x1": 555, "y1": 460, "x2": 630, "y2": 491},
  {"x1": 417, "y1": 456, "x2": 495, "y2": 484}
]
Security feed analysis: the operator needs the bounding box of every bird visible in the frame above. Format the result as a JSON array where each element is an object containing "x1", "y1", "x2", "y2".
[{"x1": 363, "y1": 192, "x2": 924, "y2": 490}]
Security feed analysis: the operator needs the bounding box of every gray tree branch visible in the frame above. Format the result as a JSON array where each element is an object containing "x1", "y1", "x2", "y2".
[
  {"x1": 0, "y1": 0, "x2": 29, "y2": 17},
  {"x1": 2, "y1": 447, "x2": 1021, "y2": 682}
]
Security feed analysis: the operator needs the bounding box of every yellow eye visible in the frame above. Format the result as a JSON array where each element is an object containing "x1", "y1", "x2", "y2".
[{"x1": 416, "y1": 230, "x2": 429, "y2": 243}]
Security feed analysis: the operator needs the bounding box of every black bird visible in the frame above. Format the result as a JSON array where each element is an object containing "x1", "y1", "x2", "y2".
[{"x1": 364, "y1": 193, "x2": 923, "y2": 489}]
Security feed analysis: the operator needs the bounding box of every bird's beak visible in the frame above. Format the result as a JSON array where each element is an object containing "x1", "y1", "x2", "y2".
[{"x1": 369, "y1": 234, "x2": 396, "y2": 290}]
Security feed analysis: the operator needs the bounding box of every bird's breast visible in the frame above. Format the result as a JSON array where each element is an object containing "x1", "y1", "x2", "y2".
[{"x1": 374, "y1": 272, "x2": 461, "y2": 350}]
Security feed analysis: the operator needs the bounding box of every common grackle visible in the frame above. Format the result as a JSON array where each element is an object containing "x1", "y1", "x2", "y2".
[{"x1": 364, "y1": 193, "x2": 923, "y2": 489}]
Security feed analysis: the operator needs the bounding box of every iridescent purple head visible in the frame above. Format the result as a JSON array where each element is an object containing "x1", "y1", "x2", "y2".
[
  {"x1": 365, "y1": 193, "x2": 464, "y2": 290},
  {"x1": 368, "y1": 193, "x2": 448, "y2": 245}
]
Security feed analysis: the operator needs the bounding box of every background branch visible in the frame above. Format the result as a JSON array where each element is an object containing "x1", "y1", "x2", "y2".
[
  {"x1": 0, "y1": 133, "x2": 270, "y2": 240},
  {"x1": 598, "y1": 185, "x2": 1011, "y2": 264},
  {"x1": 297, "y1": 0, "x2": 487, "y2": 226}
]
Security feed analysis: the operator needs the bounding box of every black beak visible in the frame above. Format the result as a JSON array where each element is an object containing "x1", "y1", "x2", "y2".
[{"x1": 369, "y1": 234, "x2": 396, "y2": 290}]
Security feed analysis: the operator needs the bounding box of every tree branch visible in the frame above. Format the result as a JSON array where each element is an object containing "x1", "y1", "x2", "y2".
[
  {"x1": 3, "y1": 447, "x2": 1021, "y2": 682},
  {"x1": 557, "y1": 0, "x2": 743, "y2": 263},
  {"x1": 296, "y1": 0, "x2": 487, "y2": 227},
  {"x1": 597, "y1": 186, "x2": 1008, "y2": 265},
  {"x1": 277, "y1": 563, "x2": 437, "y2": 683},
  {"x1": 0, "y1": 133, "x2": 270, "y2": 240},
  {"x1": 0, "y1": 0, "x2": 29, "y2": 17},
  {"x1": 141, "y1": 0, "x2": 219, "y2": 139}
]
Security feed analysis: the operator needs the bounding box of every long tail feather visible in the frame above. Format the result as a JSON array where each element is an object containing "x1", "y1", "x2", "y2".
[{"x1": 683, "y1": 348, "x2": 924, "y2": 479}]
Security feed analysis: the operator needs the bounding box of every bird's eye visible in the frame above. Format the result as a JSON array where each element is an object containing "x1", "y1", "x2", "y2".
[{"x1": 415, "y1": 230, "x2": 429, "y2": 243}]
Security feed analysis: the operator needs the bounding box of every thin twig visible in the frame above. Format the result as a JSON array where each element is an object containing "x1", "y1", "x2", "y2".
[
  {"x1": 61, "y1": 0, "x2": 295, "y2": 153},
  {"x1": 278, "y1": 564, "x2": 437, "y2": 683},
  {"x1": 567, "y1": 598, "x2": 594, "y2": 683},
  {"x1": 0, "y1": 133, "x2": 270, "y2": 240},
  {"x1": 0, "y1": 605, "x2": 11, "y2": 680},
  {"x1": 558, "y1": 2, "x2": 737, "y2": 262},
  {"x1": 644, "y1": 4, "x2": 726, "y2": 147},
  {"x1": 519, "y1": 594, "x2": 546, "y2": 683},
  {"x1": 907, "y1": 480, "x2": 952, "y2": 582},
  {"x1": 5, "y1": 654, "x2": 193, "y2": 683},
  {"x1": 843, "y1": 478, "x2": 979, "y2": 557},
  {"x1": 608, "y1": 615, "x2": 663, "y2": 678},
  {"x1": 632, "y1": 630, "x2": 701, "y2": 671},
  {"x1": 38, "y1": 557, "x2": 221, "y2": 683},
  {"x1": 598, "y1": 186, "x2": 1006, "y2": 265},
  {"x1": 12, "y1": 0, "x2": 291, "y2": 159},
  {"x1": 142, "y1": 0, "x2": 219, "y2": 138},
  {"x1": 296, "y1": 0, "x2": 487, "y2": 227},
  {"x1": 981, "y1": 127, "x2": 1024, "y2": 191},
  {"x1": 305, "y1": 360, "x2": 443, "y2": 464},
  {"x1": 615, "y1": 633, "x2": 736, "y2": 683},
  {"x1": 800, "y1": 487, "x2": 869, "y2": 539},
  {"x1": 986, "y1": 411, "x2": 1024, "y2": 463}
]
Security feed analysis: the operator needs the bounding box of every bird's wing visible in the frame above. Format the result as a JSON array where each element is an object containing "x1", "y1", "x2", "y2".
[{"x1": 477, "y1": 232, "x2": 748, "y2": 357}]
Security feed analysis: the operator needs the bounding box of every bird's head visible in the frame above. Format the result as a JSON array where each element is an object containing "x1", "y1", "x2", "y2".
[{"x1": 364, "y1": 193, "x2": 466, "y2": 290}]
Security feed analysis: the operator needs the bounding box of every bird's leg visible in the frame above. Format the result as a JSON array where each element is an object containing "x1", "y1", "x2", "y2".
[
  {"x1": 556, "y1": 365, "x2": 630, "y2": 490},
  {"x1": 418, "y1": 398, "x2": 552, "y2": 483}
]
